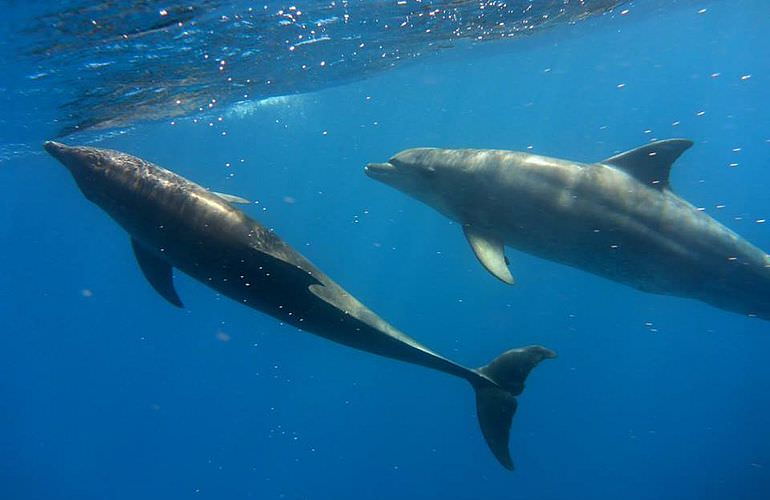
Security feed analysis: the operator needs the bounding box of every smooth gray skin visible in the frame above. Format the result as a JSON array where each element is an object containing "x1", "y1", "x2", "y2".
[
  {"x1": 43, "y1": 141, "x2": 556, "y2": 470},
  {"x1": 366, "y1": 140, "x2": 770, "y2": 320}
]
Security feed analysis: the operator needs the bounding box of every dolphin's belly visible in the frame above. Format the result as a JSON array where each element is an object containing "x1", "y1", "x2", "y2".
[
  {"x1": 127, "y1": 197, "x2": 461, "y2": 365},
  {"x1": 500, "y1": 214, "x2": 697, "y2": 294},
  {"x1": 109, "y1": 184, "x2": 326, "y2": 322},
  {"x1": 146, "y1": 217, "x2": 329, "y2": 323},
  {"x1": 494, "y1": 179, "x2": 770, "y2": 298},
  {"x1": 153, "y1": 218, "x2": 468, "y2": 373}
]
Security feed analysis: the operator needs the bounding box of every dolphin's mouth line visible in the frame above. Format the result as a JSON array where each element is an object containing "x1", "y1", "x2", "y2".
[{"x1": 364, "y1": 161, "x2": 397, "y2": 177}]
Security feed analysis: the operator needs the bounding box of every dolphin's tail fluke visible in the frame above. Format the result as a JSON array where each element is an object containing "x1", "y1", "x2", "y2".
[{"x1": 470, "y1": 345, "x2": 556, "y2": 470}]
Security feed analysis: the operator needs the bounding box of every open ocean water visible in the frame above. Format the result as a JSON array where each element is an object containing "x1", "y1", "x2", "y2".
[{"x1": 1, "y1": 0, "x2": 769, "y2": 498}]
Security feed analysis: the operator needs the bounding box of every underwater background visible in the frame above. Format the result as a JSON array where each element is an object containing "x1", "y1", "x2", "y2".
[{"x1": 1, "y1": 0, "x2": 770, "y2": 498}]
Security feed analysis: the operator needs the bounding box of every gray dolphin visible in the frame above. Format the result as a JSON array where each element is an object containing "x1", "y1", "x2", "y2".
[
  {"x1": 43, "y1": 141, "x2": 556, "y2": 470},
  {"x1": 366, "y1": 140, "x2": 770, "y2": 320}
]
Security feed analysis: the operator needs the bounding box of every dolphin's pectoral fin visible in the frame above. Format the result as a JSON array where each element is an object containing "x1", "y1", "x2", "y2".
[
  {"x1": 307, "y1": 283, "x2": 363, "y2": 318},
  {"x1": 307, "y1": 283, "x2": 355, "y2": 319},
  {"x1": 463, "y1": 226, "x2": 515, "y2": 285},
  {"x1": 130, "y1": 238, "x2": 183, "y2": 308},
  {"x1": 211, "y1": 191, "x2": 251, "y2": 204},
  {"x1": 307, "y1": 282, "x2": 374, "y2": 330},
  {"x1": 601, "y1": 138, "x2": 694, "y2": 190}
]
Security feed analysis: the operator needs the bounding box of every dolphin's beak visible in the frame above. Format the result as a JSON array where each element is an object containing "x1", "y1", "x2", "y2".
[
  {"x1": 43, "y1": 140, "x2": 68, "y2": 158},
  {"x1": 43, "y1": 141, "x2": 89, "y2": 173},
  {"x1": 43, "y1": 141, "x2": 81, "y2": 167},
  {"x1": 540, "y1": 347, "x2": 558, "y2": 359},
  {"x1": 364, "y1": 162, "x2": 397, "y2": 179}
]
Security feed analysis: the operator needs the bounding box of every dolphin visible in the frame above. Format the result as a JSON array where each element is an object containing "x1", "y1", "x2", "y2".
[
  {"x1": 366, "y1": 140, "x2": 770, "y2": 320},
  {"x1": 43, "y1": 141, "x2": 556, "y2": 470}
]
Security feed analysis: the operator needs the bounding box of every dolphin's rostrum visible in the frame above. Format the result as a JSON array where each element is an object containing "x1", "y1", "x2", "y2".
[
  {"x1": 44, "y1": 141, "x2": 555, "y2": 470},
  {"x1": 366, "y1": 140, "x2": 770, "y2": 320}
]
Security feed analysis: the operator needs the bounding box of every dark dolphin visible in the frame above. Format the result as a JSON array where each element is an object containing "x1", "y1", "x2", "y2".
[
  {"x1": 366, "y1": 140, "x2": 770, "y2": 320},
  {"x1": 44, "y1": 141, "x2": 556, "y2": 470}
]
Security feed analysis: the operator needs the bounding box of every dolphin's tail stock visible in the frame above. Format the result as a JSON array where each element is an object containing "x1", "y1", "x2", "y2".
[{"x1": 469, "y1": 345, "x2": 556, "y2": 470}]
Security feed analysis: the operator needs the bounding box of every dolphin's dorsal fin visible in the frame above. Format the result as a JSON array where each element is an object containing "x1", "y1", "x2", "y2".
[
  {"x1": 600, "y1": 139, "x2": 694, "y2": 190},
  {"x1": 131, "y1": 238, "x2": 183, "y2": 308},
  {"x1": 463, "y1": 226, "x2": 514, "y2": 285},
  {"x1": 212, "y1": 191, "x2": 251, "y2": 204}
]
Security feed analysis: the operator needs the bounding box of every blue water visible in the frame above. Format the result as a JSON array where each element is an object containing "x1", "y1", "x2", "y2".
[
  {"x1": 2, "y1": 1, "x2": 770, "y2": 499},
  {"x1": 8, "y1": 0, "x2": 625, "y2": 137}
]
